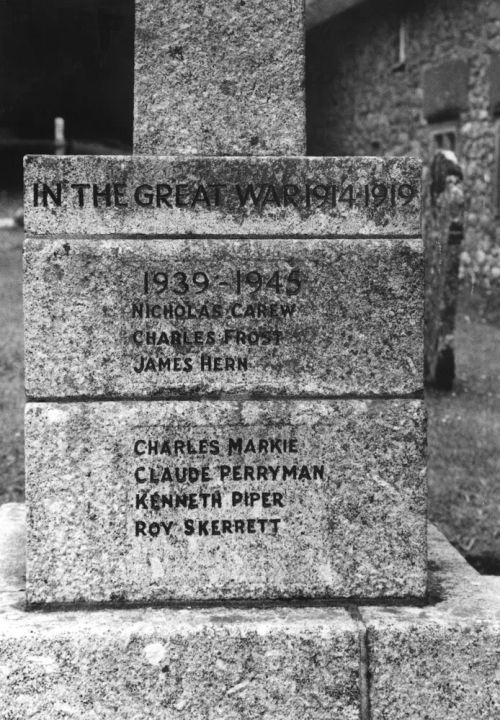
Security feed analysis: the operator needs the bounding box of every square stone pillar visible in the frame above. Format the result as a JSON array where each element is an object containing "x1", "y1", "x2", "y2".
[{"x1": 134, "y1": 0, "x2": 306, "y2": 155}]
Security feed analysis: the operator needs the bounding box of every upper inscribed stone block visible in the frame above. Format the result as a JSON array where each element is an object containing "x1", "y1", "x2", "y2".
[{"x1": 24, "y1": 155, "x2": 422, "y2": 238}]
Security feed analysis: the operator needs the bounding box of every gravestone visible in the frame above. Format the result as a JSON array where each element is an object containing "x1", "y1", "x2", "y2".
[
  {"x1": 423, "y1": 150, "x2": 464, "y2": 389},
  {"x1": 24, "y1": 0, "x2": 426, "y2": 609}
]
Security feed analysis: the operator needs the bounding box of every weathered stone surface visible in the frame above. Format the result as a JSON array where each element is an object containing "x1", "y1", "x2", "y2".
[
  {"x1": 4, "y1": 511, "x2": 500, "y2": 719},
  {"x1": 362, "y1": 525, "x2": 500, "y2": 720},
  {"x1": 24, "y1": 155, "x2": 422, "y2": 238},
  {"x1": 134, "y1": 0, "x2": 305, "y2": 155},
  {"x1": 0, "y1": 508, "x2": 361, "y2": 720},
  {"x1": 25, "y1": 400, "x2": 427, "y2": 605},
  {"x1": 24, "y1": 236, "x2": 423, "y2": 399},
  {"x1": 0, "y1": 607, "x2": 360, "y2": 720}
]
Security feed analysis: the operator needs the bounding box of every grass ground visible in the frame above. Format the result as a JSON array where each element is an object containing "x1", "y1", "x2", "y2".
[
  {"x1": 0, "y1": 198, "x2": 24, "y2": 503},
  {"x1": 1, "y1": 208, "x2": 499, "y2": 570},
  {"x1": 427, "y1": 291, "x2": 500, "y2": 573}
]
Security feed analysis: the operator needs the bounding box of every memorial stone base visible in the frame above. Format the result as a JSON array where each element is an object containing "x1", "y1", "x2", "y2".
[
  {"x1": 23, "y1": 155, "x2": 426, "y2": 605},
  {"x1": 25, "y1": 400, "x2": 426, "y2": 605},
  {"x1": 1, "y1": 504, "x2": 498, "y2": 720}
]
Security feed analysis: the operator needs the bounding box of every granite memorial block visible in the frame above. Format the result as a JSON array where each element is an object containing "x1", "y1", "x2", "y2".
[
  {"x1": 24, "y1": 1, "x2": 427, "y2": 609},
  {"x1": 24, "y1": 155, "x2": 421, "y2": 238},
  {"x1": 24, "y1": 156, "x2": 423, "y2": 399},
  {"x1": 26, "y1": 399, "x2": 426, "y2": 606},
  {"x1": 23, "y1": 152, "x2": 426, "y2": 603},
  {"x1": 25, "y1": 235, "x2": 423, "y2": 398}
]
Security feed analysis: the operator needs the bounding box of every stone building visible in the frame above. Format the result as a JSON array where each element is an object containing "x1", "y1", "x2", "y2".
[{"x1": 307, "y1": 0, "x2": 500, "y2": 290}]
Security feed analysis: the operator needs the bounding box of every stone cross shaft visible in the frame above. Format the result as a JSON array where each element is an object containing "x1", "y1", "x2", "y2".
[{"x1": 134, "y1": 0, "x2": 306, "y2": 155}]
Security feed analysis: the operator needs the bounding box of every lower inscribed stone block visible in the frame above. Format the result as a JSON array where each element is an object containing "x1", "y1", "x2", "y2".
[{"x1": 25, "y1": 399, "x2": 426, "y2": 606}]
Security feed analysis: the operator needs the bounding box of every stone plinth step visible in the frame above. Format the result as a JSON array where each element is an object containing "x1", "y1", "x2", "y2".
[
  {"x1": 1, "y1": 505, "x2": 499, "y2": 719},
  {"x1": 3, "y1": 507, "x2": 361, "y2": 720},
  {"x1": 25, "y1": 400, "x2": 427, "y2": 606},
  {"x1": 362, "y1": 528, "x2": 500, "y2": 719}
]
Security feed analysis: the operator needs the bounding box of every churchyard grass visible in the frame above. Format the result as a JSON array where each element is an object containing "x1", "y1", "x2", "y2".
[
  {"x1": 0, "y1": 210, "x2": 23, "y2": 502},
  {"x1": 428, "y1": 293, "x2": 500, "y2": 572}
]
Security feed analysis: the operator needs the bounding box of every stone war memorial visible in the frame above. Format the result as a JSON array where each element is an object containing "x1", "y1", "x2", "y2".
[{"x1": 0, "y1": 1, "x2": 499, "y2": 718}]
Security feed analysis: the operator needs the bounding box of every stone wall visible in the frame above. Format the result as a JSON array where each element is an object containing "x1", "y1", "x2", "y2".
[{"x1": 307, "y1": 0, "x2": 500, "y2": 290}]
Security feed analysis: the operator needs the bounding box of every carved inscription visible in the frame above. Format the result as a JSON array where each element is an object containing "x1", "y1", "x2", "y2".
[
  {"x1": 25, "y1": 157, "x2": 423, "y2": 241},
  {"x1": 32, "y1": 180, "x2": 417, "y2": 211},
  {"x1": 24, "y1": 156, "x2": 423, "y2": 396},
  {"x1": 24, "y1": 235, "x2": 423, "y2": 396},
  {"x1": 132, "y1": 431, "x2": 324, "y2": 539},
  {"x1": 132, "y1": 264, "x2": 303, "y2": 375}
]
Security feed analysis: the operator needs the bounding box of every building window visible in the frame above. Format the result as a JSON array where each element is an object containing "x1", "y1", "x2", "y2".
[
  {"x1": 423, "y1": 60, "x2": 469, "y2": 122},
  {"x1": 429, "y1": 122, "x2": 459, "y2": 155}
]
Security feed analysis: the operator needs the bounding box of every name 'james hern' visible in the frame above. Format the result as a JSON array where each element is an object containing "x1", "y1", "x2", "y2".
[{"x1": 133, "y1": 355, "x2": 249, "y2": 373}]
